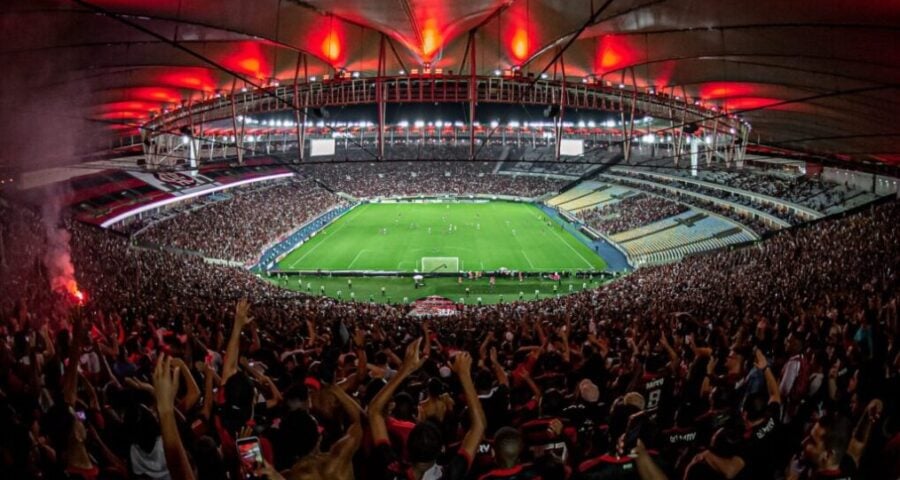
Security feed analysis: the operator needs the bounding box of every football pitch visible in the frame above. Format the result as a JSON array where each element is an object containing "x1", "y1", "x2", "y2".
[{"x1": 277, "y1": 201, "x2": 606, "y2": 273}]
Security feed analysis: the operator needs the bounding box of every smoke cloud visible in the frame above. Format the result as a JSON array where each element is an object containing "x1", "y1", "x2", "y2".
[{"x1": 40, "y1": 186, "x2": 78, "y2": 295}]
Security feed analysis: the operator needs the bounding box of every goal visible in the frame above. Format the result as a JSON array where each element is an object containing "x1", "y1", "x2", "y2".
[{"x1": 421, "y1": 257, "x2": 460, "y2": 273}]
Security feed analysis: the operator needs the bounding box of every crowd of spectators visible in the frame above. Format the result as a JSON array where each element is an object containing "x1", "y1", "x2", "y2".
[
  {"x1": 598, "y1": 175, "x2": 777, "y2": 235},
  {"x1": 604, "y1": 170, "x2": 806, "y2": 225},
  {"x1": 577, "y1": 194, "x2": 689, "y2": 235},
  {"x1": 657, "y1": 167, "x2": 868, "y2": 213},
  {"x1": 0, "y1": 184, "x2": 898, "y2": 479},
  {"x1": 303, "y1": 161, "x2": 567, "y2": 199},
  {"x1": 137, "y1": 178, "x2": 344, "y2": 264}
]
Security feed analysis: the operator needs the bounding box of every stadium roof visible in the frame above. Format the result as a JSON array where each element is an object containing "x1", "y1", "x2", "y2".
[{"x1": 1, "y1": 0, "x2": 899, "y2": 171}]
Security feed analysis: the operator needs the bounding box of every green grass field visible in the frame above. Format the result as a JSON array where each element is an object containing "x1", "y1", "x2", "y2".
[
  {"x1": 277, "y1": 201, "x2": 606, "y2": 273},
  {"x1": 263, "y1": 273, "x2": 616, "y2": 305}
]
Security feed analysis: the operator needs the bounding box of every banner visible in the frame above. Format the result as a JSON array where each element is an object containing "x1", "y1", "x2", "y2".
[{"x1": 408, "y1": 296, "x2": 459, "y2": 317}]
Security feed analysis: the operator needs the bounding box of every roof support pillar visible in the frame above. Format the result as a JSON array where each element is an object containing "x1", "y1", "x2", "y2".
[
  {"x1": 377, "y1": 35, "x2": 387, "y2": 160},
  {"x1": 555, "y1": 52, "x2": 567, "y2": 162},
  {"x1": 675, "y1": 86, "x2": 689, "y2": 166},
  {"x1": 293, "y1": 53, "x2": 306, "y2": 163},
  {"x1": 737, "y1": 127, "x2": 749, "y2": 167},
  {"x1": 187, "y1": 98, "x2": 198, "y2": 174},
  {"x1": 624, "y1": 67, "x2": 638, "y2": 164},
  {"x1": 230, "y1": 79, "x2": 244, "y2": 165},
  {"x1": 707, "y1": 116, "x2": 719, "y2": 166},
  {"x1": 468, "y1": 30, "x2": 477, "y2": 161}
]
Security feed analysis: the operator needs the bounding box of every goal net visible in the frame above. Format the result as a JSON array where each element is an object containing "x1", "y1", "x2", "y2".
[{"x1": 421, "y1": 257, "x2": 460, "y2": 273}]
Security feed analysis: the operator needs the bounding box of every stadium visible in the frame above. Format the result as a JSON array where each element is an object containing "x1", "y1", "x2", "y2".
[{"x1": 1, "y1": 1, "x2": 899, "y2": 479}]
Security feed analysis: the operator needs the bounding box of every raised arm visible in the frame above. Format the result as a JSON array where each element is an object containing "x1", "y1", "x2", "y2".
[
  {"x1": 326, "y1": 385, "x2": 365, "y2": 465},
  {"x1": 63, "y1": 313, "x2": 86, "y2": 406},
  {"x1": 242, "y1": 359, "x2": 282, "y2": 409},
  {"x1": 490, "y1": 347, "x2": 509, "y2": 387},
  {"x1": 305, "y1": 318, "x2": 316, "y2": 348},
  {"x1": 659, "y1": 332, "x2": 680, "y2": 375},
  {"x1": 382, "y1": 347, "x2": 403, "y2": 369},
  {"x1": 200, "y1": 362, "x2": 220, "y2": 421},
  {"x1": 422, "y1": 320, "x2": 433, "y2": 357},
  {"x1": 171, "y1": 357, "x2": 201, "y2": 412},
  {"x1": 222, "y1": 298, "x2": 251, "y2": 382},
  {"x1": 153, "y1": 354, "x2": 196, "y2": 480},
  {"x1": 452, "y1": 352, "x2": 486, "y2": 459},
  {"x1": 635, "y1": 439, "x2": 669, "y2": 480},
  {"x1": 339, "y1": 328, "x2": 370, "y2": 393},
  {"x1": 559, "y1": 324, "x2": 571, "y2": 364},
  {"x1": 478, "y1": 331, "x2": 495, "y2": 369},
  {"x1": 847, "y1": 399, "x2": 883, "y2": 466},
  {"x1": 754, "y1": 348, "x2": 781, "y2": 405},
  {"x1": 369, "y1": 338, "x2": 424, "y2": 444}
]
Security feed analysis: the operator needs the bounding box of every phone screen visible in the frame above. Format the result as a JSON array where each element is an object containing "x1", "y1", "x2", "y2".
[{"x1": 237, "y1": 436, "x2": 263, "y2": 476}]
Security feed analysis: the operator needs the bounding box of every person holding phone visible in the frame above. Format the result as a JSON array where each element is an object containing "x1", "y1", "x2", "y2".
[{"x1": 237, "y1": 436, "x2": 265, "y2": 479}]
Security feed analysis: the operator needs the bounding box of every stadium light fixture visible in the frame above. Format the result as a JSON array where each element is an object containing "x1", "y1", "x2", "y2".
[
  {"x1": 414, "y1": 120, "x2": 425, "y2": 128},
  {"x1": 398, "y1": 120, "x2": 409, "y2": 127},
  {"x1": 577, "y1": 121, "x2": 586, "y2": 128},
  {"x1": 490, "y1": 120, "x2": 499, "y2": 128},
  {"x1": 398, "y1": 69, "x2": 406, "y2": 75},
  {"x1": 587, "y1": 121, "x2": 596, "y2": 128},
  {"x1": 508, "y1": 121, "x2": 520, "y2": 128},
  {"x1": 493, "y1": 69, "x2": 502, "y2": 76},
  {"x1": 540, "y1": 73, "x2": 549, "y2": 79},
  {"x1": 352, "y1": 71, "x2": 361, "y2": 78},
  {"x1": 435, "y1": 120, "x2": 443, "y2": 128},
  {"x1": 309, "y1": 76, "x2": 317, "y2": 82},
  {"x1": 454, "y1": 121, "x2": 464, "y2": 127}
]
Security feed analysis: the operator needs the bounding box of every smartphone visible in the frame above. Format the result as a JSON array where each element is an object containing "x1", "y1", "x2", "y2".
[
  {"x1": 75, "y1": 410, "x2": 87, "y2": 421},
  {"x1": 623, "y1": 411, "x2": 646, "y2": 453},
  {"x1": 237, "y1": 436, "x2": 263, "y2": 478}
]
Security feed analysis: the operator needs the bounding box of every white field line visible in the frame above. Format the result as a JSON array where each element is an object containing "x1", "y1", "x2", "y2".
[
  {"x1": 546, "y1": 214, "x2": 595, "y2": 269},
  {"x1": 347, "y1": 249, "x2": 370, "y2": 269},
  {"x1": 288, "y1": 206, "x2": 365, "y2": 268},
  {"x1": 521, "y1": 250, "x2": 536, "y2": 270}
]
